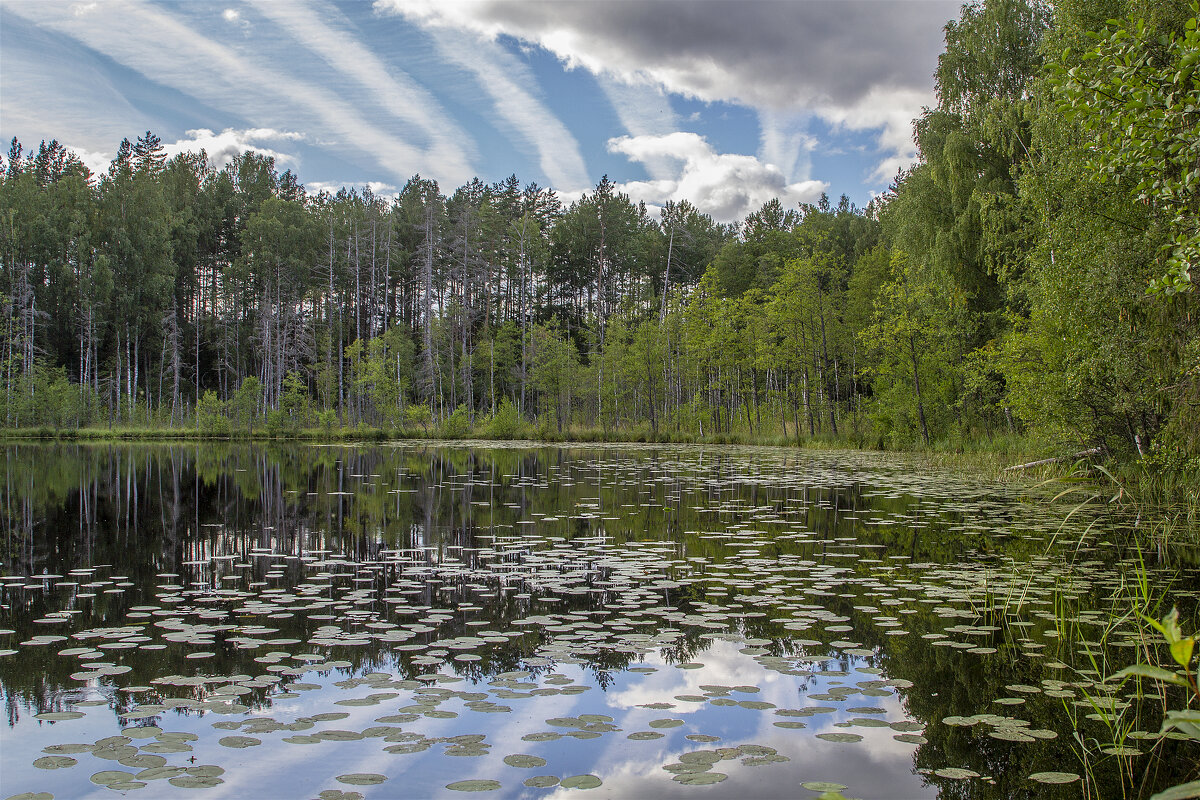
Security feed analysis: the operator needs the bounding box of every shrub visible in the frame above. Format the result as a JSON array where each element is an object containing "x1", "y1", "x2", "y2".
[
  {"x1": 485, "y1": 398, "x2": 523, "y2": 440},
  {"x1": 439, "y1": 404, "x2": 470, "y2": 439},
  {"x1": 196, "y1": 390, "x2": 227, "y2": 434},
  {"x1": 404, "y1": 404, "x2": 433, "y2": 435}
]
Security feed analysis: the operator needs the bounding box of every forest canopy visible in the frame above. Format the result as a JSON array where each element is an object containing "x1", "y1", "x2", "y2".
[{"x1": 1, "y1": 0, "x2": 1197, "y2": 467}]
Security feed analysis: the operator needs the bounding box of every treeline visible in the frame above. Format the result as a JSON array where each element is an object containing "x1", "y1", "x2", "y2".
[{"x1": 1, "y1": 0, "x2": 1197, "y2": 467}]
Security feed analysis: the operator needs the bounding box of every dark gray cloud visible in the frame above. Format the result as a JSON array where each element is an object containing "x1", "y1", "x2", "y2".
[{"x1": 377, "y1": 0, "x2": 961, "y2": 111}]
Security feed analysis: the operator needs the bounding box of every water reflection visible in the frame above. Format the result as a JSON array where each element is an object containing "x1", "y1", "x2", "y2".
[{"x1": 0, "y1": 442, "x2": 1196, "y2": 799}]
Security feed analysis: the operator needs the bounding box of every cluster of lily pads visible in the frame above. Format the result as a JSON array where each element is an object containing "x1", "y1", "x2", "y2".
[{"x1": 2, "y1": 444, "x2": 1196, "y2": 798}]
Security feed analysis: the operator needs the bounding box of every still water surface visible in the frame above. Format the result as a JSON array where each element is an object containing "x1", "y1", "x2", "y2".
[{"x1": 1, "y1": 442, "x2": 1196, "y2": 799}]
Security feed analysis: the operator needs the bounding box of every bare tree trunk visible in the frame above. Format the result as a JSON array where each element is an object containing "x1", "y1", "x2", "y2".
[
  {"x1": 660, "y1": 224, "x2": 673, "y2": 324},
  {"x1": 421, "y1": 204, "x2": 436, "y2": 405}
]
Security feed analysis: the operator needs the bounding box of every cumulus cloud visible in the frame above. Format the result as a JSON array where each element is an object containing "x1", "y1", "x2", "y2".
[
  {"x1": 374, "y1": 0, "x2": 960, "y2": 179},
  {"x1": 164, "y1": 127, "x2": 304, "y2": 169},
  {"x1": 62, "y1": 144, "x2": 115, "y2": 177},
  {"x1": 607, "y1": 132, "x2": 827, "y2": 223}
]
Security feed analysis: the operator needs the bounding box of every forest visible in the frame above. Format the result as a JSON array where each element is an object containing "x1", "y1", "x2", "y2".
[{"x1": 1, "y1": 0, "x2": 1197, "y2": 475}]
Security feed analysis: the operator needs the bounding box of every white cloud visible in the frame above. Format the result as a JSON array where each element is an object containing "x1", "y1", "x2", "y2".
[
  {"x1": 3, "y1": 0, "x2": 461, "y2": 186},
  {"x1": 598, "y1": 78, "x2": 679, "y2": 180},
  {"x1": 424, "y1": 26, "x2": 588, "y2": 190},
  {"x1": 164, "y1": 127, "x2": 304, "y2": 170},
  {"x1": 0, "y1": 9, "x2": 149, "y2": 153},
  {"x1": 373, "y1": 0, "x2": 959, "y2": 182},
  {"x1": 304, "y1": 179, "x2": 398, "y2": 199},
  {"x1": 63, "y1": 144, "x2": 113, "y2": 177},
  {"x1": 222, "y1": 8, "x2": 240, "y2": 23},
  {"x1": 608, "y1": 132, "x2": 827, "y2": 223},
  {"x1": 758, "y1": 109, "x2": 818, "y2": 185},
  {"x1": 61, "y1": 128, "x2": 306, "y2": 177},
  {"x1": 247, "y1": 0, "x2": 476, "y2": 184}
]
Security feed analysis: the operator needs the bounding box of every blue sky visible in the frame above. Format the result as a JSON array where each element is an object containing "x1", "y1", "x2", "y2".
[{"x1": 1, "y1": 0, "x2": 963, "y2": 222}]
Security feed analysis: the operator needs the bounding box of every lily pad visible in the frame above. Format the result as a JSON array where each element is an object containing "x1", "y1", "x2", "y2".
[
  {"x1": 445, "y1": 779, "x2": 502, "y2": 792},
  {"x1": 1028, "y1": 772, "x2": 1080, "y2": 784},
  {"x1": 91, "y1": 770, "x2": 138, "y2": 785},
  {"x1": 815, "y1": 733, "x2": 863, "y2": 743},
  {"x1": 336, "y1": 774, "x2": 387, "y2": 786},
  {"x1": 168, "y1": 776, "x2": 224, "y2": 788},
  {"x1": 673, "y1": 772, "x2": 728, "y2": 785},
  {"x1": 218, "y1": 736, "x2": 261, "y2": 749},
  {"x1": 35, "y1": 712, "x2": 85, "y2": 722}
]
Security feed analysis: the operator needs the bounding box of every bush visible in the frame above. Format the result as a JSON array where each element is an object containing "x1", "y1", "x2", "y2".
[
  {"x1": 439, "y1": 404, "x2": 470, "y2": 439},
  {"x1": 404, "y1": 404, "x2": 433, "y2": 435},
  {"x1": 265, "y1": 408, "x2": 297, "y2": 437},
  {"x1": 196, "y1": 390, "x2": 227, "y2": 434},
  {"x1": 485, "y1": 398, "x2": 523, "y2": 439}
]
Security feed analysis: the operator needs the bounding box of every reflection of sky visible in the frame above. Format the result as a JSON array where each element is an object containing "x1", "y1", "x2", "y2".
[{"x1": 1, "y1": 640, "x2": 930, "y2": 799}]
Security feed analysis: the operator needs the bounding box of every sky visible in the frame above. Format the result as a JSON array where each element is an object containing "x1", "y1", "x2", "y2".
[{"x1": 0, "y1": 0, "x2": 964, "y2": 223}]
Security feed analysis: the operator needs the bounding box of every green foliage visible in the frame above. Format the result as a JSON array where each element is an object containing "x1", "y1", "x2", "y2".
[
  {"x1": 404, "y1": 404, "x2": 432, "y2": 435},
  {"x1": 196, "y1": 390, "x2": 226, "y2": 434},
  {"x1": 484, "y1": 397, "x2": 524, "y2": 439},
  {"x1": 861, "y1": 252, "x2": 959, "y2": 446},
  {"x1": 15, "y1": 362, "x2": 96, "y2": 429},
  {"x1": 316, "y1": 408, "x2": 338, "y2": 432},
  {"x1": 1108, "y1": 607, "x2": 1199, "y2": 800},
  {"x1": 439, "y1": 404, "x2": 470, "y2": 439},
  {"x1": 279, "y1": 371, "x2": 310, "y2": 428},
  {"x1": 264, "y1": 408, "x2": 295, "y2": 437},
  {"x1": 231, "y1": 377, "x2": 261, "y2": 432},
  {"x1": 1052, "y1": 3, "x2": 1200, "y2": 293}
]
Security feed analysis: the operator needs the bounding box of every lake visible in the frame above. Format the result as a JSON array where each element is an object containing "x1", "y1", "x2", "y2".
[{"x1": 1, "y1": 442, "x2": 1196, "y2": 799}]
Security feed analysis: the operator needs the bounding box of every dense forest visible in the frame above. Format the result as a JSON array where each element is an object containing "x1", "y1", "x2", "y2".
[{"x1": 1, "y1": 0, "x2": 1197, "y2": 469}]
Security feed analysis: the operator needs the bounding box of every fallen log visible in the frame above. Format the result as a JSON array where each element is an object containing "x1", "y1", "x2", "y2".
[{"x1": 1002, "y1": 447, "x2": 1102, "y2": 472}]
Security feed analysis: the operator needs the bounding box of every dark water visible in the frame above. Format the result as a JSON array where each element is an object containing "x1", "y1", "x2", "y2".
[{"x1": 0, "y1": 442, "x2": 1196, "y2": 800}]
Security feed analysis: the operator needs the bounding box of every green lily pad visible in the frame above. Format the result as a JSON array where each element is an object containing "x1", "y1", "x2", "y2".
[
  {"x1": 35, "y1": 712, "x2": 85, "y2": 721},
  {"x1": 218, "y1": 736, "x2": 261, "y2": 749},
  {"x1": 560, "y1": 775, "x2": 602, "y2": 789},
  {"x1": 336, "y1": 774, "x2": 387, "y2": 785},
  {"x1": 445, "y1": 779, "x2": 502, "y2": 791},
  {"x1": 1028, "y1": 772, "x2": 1080, "y2": 784},
  {"x1": 815, "y1": 733, "x2": 863, "y2": 743},
  {"x1": 33, "y1": 755, "x2": 77, "y2": 769},
  {"x1": 802, "y1": 782, "x2": 847, "y2": 792},
  {"x1": 673, "y1": 772, "x2": 727, "y2": 785},
  {"x1": 503, "y1": 754, "x2": 547, "y2": 768},
  {"x1": 168, "y1": 776, "x2": 224, "y2": 788},
  {"x1": 524, "y1": 776, "x2": 559, "y2": 788},
  {"x1": 91, "y1": 770, "x2": 137, "y2": 785}
]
